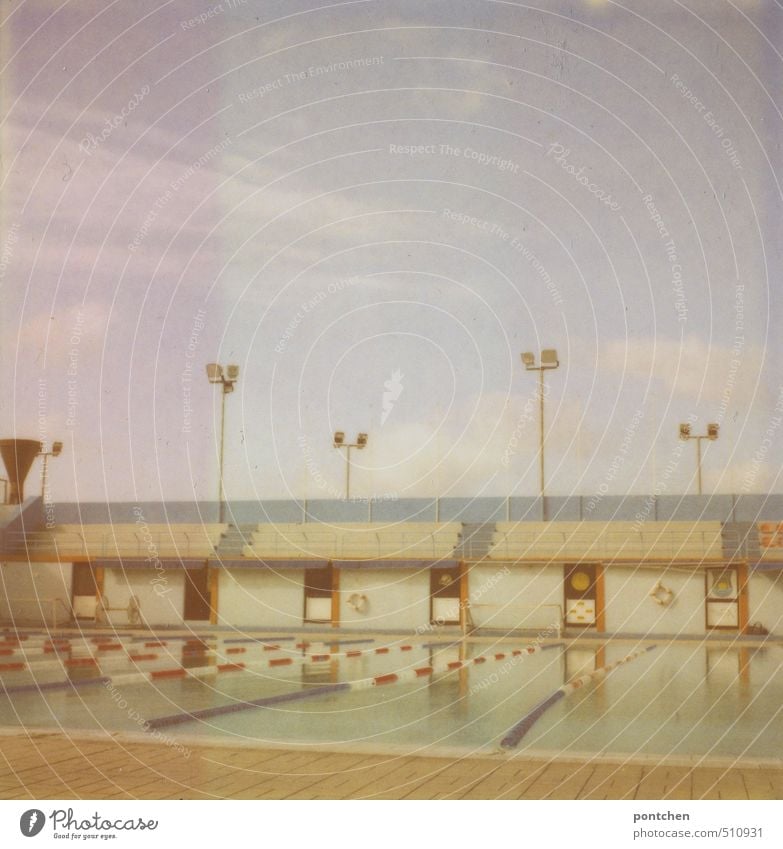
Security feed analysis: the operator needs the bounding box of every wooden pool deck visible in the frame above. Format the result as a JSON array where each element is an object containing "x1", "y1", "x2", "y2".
[{"x1": 1, "y1": 734, "x2": 781, "y2": 800}]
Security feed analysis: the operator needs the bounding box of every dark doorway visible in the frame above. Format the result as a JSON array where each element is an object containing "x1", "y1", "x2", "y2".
[
  {"x1": 183, "y1": 566, "x2": 211, "y2": 621},
  {"x1": 430, "y1": 566, "x2": 461, "y2": 625},
  {"x1": 72, "y1": 563, "x2": 98, "y2": 620},
  {"x1": 304, "y1": 565, "x2": 333, "y2": 623}
]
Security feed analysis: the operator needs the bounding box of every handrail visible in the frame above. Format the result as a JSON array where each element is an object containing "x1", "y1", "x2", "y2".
[{"x1": 2, "y1": 596, "x2": 70, "y2": 628}]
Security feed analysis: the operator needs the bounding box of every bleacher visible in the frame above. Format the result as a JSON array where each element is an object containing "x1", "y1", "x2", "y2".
[
  {"x1": 487, "y1": 521, "x2": 725, "y2": 562},
  {"x1": 241, "y1": 522, "x2": 461, "y2": 561},
  {"x1": 9, "y1": 523, "x2": 228, "y2": 559}
]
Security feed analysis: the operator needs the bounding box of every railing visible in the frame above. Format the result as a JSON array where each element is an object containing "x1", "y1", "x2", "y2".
[
  {"x1": 244, "y1": 530, "x2": 460, "y2": 560},
  {"x1": 95, "y1": 594, "x2": 141, "y2": 626},
  {"x1": 0, "y1": 596, "x2": 72, "y2": 628},
  {"x1": 3, "y1": 530, "x2": 221, "y2": 559},
  {"x1": 482, "y1": 529, "x2": 738, "y2": 562},
  {"x1": 466, "y1": 603, "x2": 564, "y2": 638}
]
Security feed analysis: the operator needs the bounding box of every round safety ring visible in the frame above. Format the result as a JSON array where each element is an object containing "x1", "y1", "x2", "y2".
[
  {"x1": 347, "y1": 593, "x2": 368, "y2": 613},
  {"x1": 650, "y1": 581, "x2": 674, "y2": 606}
]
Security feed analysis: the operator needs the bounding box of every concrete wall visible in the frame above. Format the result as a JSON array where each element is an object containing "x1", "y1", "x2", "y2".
[
  {"x1": 467, "y1": 563, "x2": 562, "y2": 632},
  {"x1": 0, "y1": 561, "x2": 71, "y2": 626},
  {"x1": 604, "y1": 567, "x2": 706, "y2": 635},
  {"x1": 748, "y1": 571, "x2": 783, "y2": 635},
  {"x1": 217, "y1": 569, "x2": 305, "y2": 628},
  {"x1": 103, "y1": 568, "x2": 185, "y2": 627},
  {"x1": 339, "y1": 568, "x2": 430, "y2": 630}
]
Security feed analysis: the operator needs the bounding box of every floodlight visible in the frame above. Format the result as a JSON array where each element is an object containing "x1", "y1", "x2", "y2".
[
  {"x1": 541, "y1": 349, "x2": 559, "y2": 367},
  {"x1": 206, "y1": 363, "x2": 223, "y2": 383},
  {"x1": 679, "y1": 423, "x2": 691, "y2": 440},
  {"x1": 333, "y1": 431, "x2": 345, "y2": 445},
  {"x1": 206, "y1": 363, "x2": 241, "y2": 523},
  {"x1": 707, "y1": 423, "x2": 719, "y2": 440},
  {"x1": 51, "y1": 442, "x2": 63, "y2": 457},
  {"x1": 521, "y1": 352, "x2": 535, "y2": 367},
  {"x1": 357, "y1": 433, "x2": 368, "y2": 447}
]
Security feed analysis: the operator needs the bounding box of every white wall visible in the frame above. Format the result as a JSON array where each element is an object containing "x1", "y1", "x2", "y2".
[
  {"x1": 467, "y1": 563, "x2": 562, "y2": 632},
  {"x1": 748, "y1": 572, "x2": 783, "y2": 635},
  {"x1": 467, "y1": 563, "x2": 713, "y2": 635},
  {"x1": 605, "y1": 567, "x2": 706, "y2": 635},
  {"x1": 103, "y1": 568, "x2": 185, "y2": 627},
  {"x1": 339, "y1": 568, "x2": 430, "y2": 630},
  {"x1": 0, "y1": 561, "x2": 72, "y2": 627},
  {"x1": 217, "y1": 568, "x2": 305, "y2": 628}
]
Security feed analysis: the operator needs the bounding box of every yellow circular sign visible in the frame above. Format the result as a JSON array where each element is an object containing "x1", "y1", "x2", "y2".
[{"x1": 571, "y1": 571, "x2": 590, "y2": 592}]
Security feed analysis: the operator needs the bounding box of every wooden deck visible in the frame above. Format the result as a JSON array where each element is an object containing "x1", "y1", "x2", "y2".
[{"x1": 1, "y1": 735, "x2": 780, "y2": 800}]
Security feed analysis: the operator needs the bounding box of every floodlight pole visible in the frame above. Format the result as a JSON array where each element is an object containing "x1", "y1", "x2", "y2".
[
  {"x1": 41, "y1": 454, "x2": 49, "y2": 499},
  {"x1": 345, "y1": 445, "x2": 352, "y2": 500},
  {"x1": 333, "y1": 433, "x2": 368, "y2": 500},
  {"x1": 207, "y1": 364, "x2": 239, "y2": 524},
  {"x1": 679, "y1": 423, "x2": 719, "y2": 496},
  {"x1": 219, "y1": 386, "x2": 227, "y2": 523},
  {"x1": 521, "y1": 350, "x2": 560, "y2": 520},
  {"x1": 38, "y1": 443, "x2": 62, "y2": 500},
  {"x1": 539, "y1": 367, "x2": 545, "y2": 506}
]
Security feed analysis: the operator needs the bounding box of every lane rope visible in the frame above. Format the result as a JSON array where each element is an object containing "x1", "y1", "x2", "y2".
[
  {"x1": 147, "y1": 643, "x2": 563, "y2": 729},
  {"x1": 498, "y1": 645, "x2": 657, "y2": 750}
]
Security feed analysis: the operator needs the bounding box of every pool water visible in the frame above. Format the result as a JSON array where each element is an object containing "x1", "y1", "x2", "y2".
[{"x1": 1, "y1": 635, "x2": 781, "y2": 761}]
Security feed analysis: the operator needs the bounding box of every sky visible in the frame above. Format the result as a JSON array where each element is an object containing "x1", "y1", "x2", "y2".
[{"x1": 1, "y1": 0, "x2": 781, "y2": 505}]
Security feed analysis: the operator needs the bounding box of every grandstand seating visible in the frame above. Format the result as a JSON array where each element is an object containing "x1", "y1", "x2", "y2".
[
  {"x1": 11, "y1": 524, "x2": 228, "y2": 558},
  {"x1": 487, "y1": 521, "x2": 724, "y2": 561},
  {"x1": 242, "y1": 522, "x2": 461, "y2": 561}
]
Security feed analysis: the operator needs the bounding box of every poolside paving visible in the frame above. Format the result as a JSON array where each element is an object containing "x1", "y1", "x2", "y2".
[{"x1": 0, "y1": 735, "x2": 780, "y2": 800}]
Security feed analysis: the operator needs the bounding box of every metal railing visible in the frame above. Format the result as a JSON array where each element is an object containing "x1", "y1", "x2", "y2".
[
  {"x1": 466, "y1": 603, "x2": 564, "y2": 637},
  {"x1": 1, "y1": 596, "x2": 72, "y2": 628}
]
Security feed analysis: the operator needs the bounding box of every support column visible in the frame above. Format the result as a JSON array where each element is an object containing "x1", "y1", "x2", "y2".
[
  {"x1": 331, "y1": 564, "x2": 340, "y2": 628},
  {"x1": 595, "y1": 563, "x2": 606, "y2": 633},
  {"x1": 209, "y1": 564, "x2": 219, "y2": 625},
  {"x1": 459, "y1": 561, "x2": 470, "y2": 633},
  {"x1": 737, "y1": 562, "x2": 749, "y2": 634}
]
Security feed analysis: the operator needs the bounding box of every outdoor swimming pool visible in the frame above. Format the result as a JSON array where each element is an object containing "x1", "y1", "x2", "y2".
[{"x1": 1, "y1": 631, "x2": 781, "y2": 762}]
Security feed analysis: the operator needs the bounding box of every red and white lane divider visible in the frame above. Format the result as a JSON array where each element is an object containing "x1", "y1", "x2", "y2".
[
  {"x1": 100, "y1": 642, "x2": 556, "y2": 689},
  {"x1": 0, "y1": 639, "x2": 375, "y2": 672},
  {"x1": 2, "y1": 641, "x2": 558, "y2": 693},
  {"x1": 499, "y1": 645, "x2": 656, "y2": 749},
  {"x1": 354, "y1": 643, "x2": 555, "y2": 689},
  {"x1": 560, "y1": 647, "x2": 654, "y2": 693},
  {"x1": 0, "y1": 641, "x2": 421, "y2": 681},
  {"x1": 0, "y1": 640, "x2": 291, "y2": 662}
]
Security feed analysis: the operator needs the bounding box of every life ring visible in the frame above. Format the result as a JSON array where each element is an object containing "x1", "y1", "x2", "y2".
[
  {"x1": 650, "y1": 581, "x2": 674, "y2": 607},
  {"x1": 347, "y1": 593, "x2": 368, "y2": 613}
]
